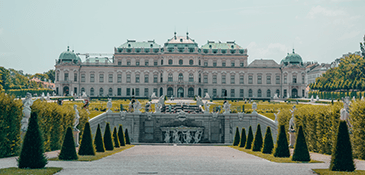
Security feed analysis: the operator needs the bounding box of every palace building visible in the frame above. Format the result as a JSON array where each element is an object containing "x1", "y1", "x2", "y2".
[{"x1": 55, "y1": 33, "x2": 307, "y2": 99}]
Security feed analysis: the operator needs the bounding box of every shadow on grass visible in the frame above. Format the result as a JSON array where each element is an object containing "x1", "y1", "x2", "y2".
[{"x1": 0, "y1": 167, "x2": 62, "y2": 175}]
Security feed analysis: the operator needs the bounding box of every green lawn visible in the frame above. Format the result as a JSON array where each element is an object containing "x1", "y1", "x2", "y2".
[
  {"x1": 49, "y1": 145, "x2": 134, "y2": 161},
  {"x1": 231, "y1": 146, "x2": 322, "y2": 163},
  {"x1": 312, "y1": 169, "x2": 365, "y2": 175},
  {"x1": 0, "y1": 167, "x2": 62, "y2": 175}
]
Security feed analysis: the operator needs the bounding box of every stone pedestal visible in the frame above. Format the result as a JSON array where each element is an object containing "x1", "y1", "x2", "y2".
[
  {"x1": 288, "y1": 131, "x2": 296, "y2": 148},
  {"x1": 73, "y1": 129, "x2": 80, "y2": 147}
]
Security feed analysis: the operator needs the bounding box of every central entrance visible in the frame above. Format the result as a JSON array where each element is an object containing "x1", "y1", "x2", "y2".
[
  {"x1": 177, "y1": 87, "x2": 184, "y2": 98},
  {"x1": 292, "y1": 89, "x2": 298, "y2": 98},
  {"x1": 63, "y1": 86, "x2": 69, "y2": 96}
]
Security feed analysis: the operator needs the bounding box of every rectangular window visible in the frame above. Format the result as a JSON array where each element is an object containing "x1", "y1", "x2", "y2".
[
  {"x1": 136, "y1": 61, "x2": 140, "y2": 66},
  {"x1": 248, "y1": 75, "x2": 253, "y2": 84},
  {"x1": 127, "y1": 61, "x2": 131, "y2": 66},
  {"x1": 136, "y1": 74, "x2": 140, "y2": 83},
  {"x1": 231, "y1": 89, "x2": 235, "y2": 98},
  {"x1": 126, "y1": 88, "x2": 130, "y2": 96},
  {"x1": 145, "y1": 74, "x2": 149, "y2": 83},
  {"x1": 127, "y1": 74, "x2": 131, "y2": 83},
  {"x1": 276, "y1": 76, "x2": 280, "y2": 84},
  {"x1": 74, "y1": 87, "x2": 77, "y2": 95},
  {"x1": 74, "y1": 73, "x2": 77, "y2": 82},
  {"x1": 293, "y1": 75, "x2": 297, "y2": 83},
  {"x1": 204, "y1": 75, "x2": 208, "y2": 83},
  {"x1": 154, "y1": 61, "x2": 157, "y2": 66},
  {"x1": 117, "y1": 74, "x2": 122, "y2": 83},
  {"x1": 90, "y1": 74, "x2": 94, "y2": 82},
  {"x1": 204, "y1": 62, "x2": 208, "y2": 66},
  {"x1": 168, "y1": 75, "x2": 173, "y2": 82},
  {"x1": 145, "y1": 61, "x2": 149, "y2": 66},
  {"x1": 222, "y1": 62, "x2": 226, "y2": 67},
  {"x1": 222, "y1": 89, "x2": 226, "y2": 97},
  {"x1": 213, "y1": 89, "x2": 217, "y2": 97},
  {"x1": 222, "y1": 75, "x2": 226, "y2": 84},
  {"x1": 240, "y1": 62, "x2": 244, "y2": 67},
  {"x1": 204, "y1": 89, "x2": 208, "y2": 95},
  {"x1": 160, "y1": 73, "x2": 163, "y2": 82},
  {"x1": 161, "y1": 59, "x2": 163, "y2": 65},
  {"x1": 302, "y1": 75, "x2": 305, "y2": 84},
  {"x1": 213, "y1": 75, "x2": 217, "y2": 84},
  {"x1": 284, "y1": 76, "x2": 287, "y2": 84},
  {"x1": 108, "y1": 74, "x2": 113, "y2": 83},
  {"x1": 213, "y1": 61, "x2": 217, "y2": 67},
  {"x1": 153, "y1": 74, "x2": 158, "y2": 83},
  {"x1": 64, "y1": 73, "x2": 69, "y2": 81},
  {"x1": 99, "y1": 74, "x2": 104, "y2": 83},
  {"x1": 136, "y1": 88, "x2": 140, "y2": 96},
  {"x1": 266, "y1": 76, "x2": 271, "y2": 84},
  {"x1": 231, "y1": 75, "x2": 235, "y2": 84},
  {"x1": 118, "y1": 61, "x2": 121, "y2": 65},
  {"x1": 81, "y1": 74, "x2": 85, "y2": 82},
  {"x1": 117, "y1": 88, "x2": 121, "y2": 96},
  {"x1": 240, "y1": 89, "x2": 244, "y2": 97},
  {"x1": 240, "y1": 75, "x2": 244, "y2": 84},
  {"x1": 56, "y1": 73, "x2": 59, "y2": 81},
  {"x1": 231, "y1": 62, "x2": 235, "y2": 67},
  {"x1": 199, "y1": 74, "x2": 201, "y2": 83},
  {"x1": 144, "y1": 88, "x2": 148, "y2": 97},
  {"x1": 257, "y1": 75, "x2": 262, "y2": 84},
  {"x1": 153, "y1": 88, "x2": 157, "y2": 95}
]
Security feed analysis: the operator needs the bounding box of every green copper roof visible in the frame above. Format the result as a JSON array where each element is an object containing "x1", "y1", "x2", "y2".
[
  {"x1": 59, "y1": 46, "x2": 81, "y2": 63},
  {"x1": 281, "y1": 49, "x2": 303, "y2": 65},
  {"x1": 118, "y1": 40, "x2": 160, "y2": 48},
  {"x1": 201, "y1": 41, "x2": 243, "y2": 49}
]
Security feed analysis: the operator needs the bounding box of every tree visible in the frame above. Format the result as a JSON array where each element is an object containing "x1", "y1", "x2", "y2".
[
  {"x1": 113, "y1": 127, "x2": 120, "y2": 148},
  {"x1": 233, "y1": 127, "x2": 240, "y2": 146},
  {"x1": 252, "y1": 124, "x2": 263, "y2": 151},
  {"x1": 103, "y1": 123, "x2": 114, "y2": 151},
  {"x1": 329, "y1": 121, "x2": 355, "y2": 171},
  {"x1": 273, "y1": 125, "x2": 290, "y2": 157},
  {"x1": 44, "y1": 69, "x2": 55, "y2": 83},
  {"x1": 239, "y1": 128, "x2": 246, "y2": 148},
  {"x1": 18, "y1": 112, "x2": 48, "y2": 168},
  {"x1": 58, "y1": 127, "x2": 78, "y2": 160},
  {"x1": 245, "y1": 126, "x2": 253, "y2": 149},
  {"x1": 94, "y1": 124, "x2": 105, "y2": 152},
  {"x1": 125, "y1": 128, "x2": 131, "y2": 144},
  {"x1": 118, "y1": 125, "x2": 126, "y2": 146},
  {"x1": 292, "y1": 125, "x2": 310, "y2": 161},
  {"x1": 262, "y1": 126, "x2": 274, "y2": 154},
  {"x1": 78, "y1": 122, "x2": 95, "y2": 156}
]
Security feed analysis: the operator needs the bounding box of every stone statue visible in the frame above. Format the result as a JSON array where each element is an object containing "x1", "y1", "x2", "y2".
[
  {"x1": 273, "y1": 93, "x2": 278, "y2": 100},
  {"x1": 151, "y1": 92, "x2": 157, "y2": 99},
  {"x1": 340, "y1": 97, "x2": 352, "y2": 129},
  {"x1": 73, "y1": 105, "x2": 80, "y2": 131},
  {"x1": 155, "y1": 102, "x2": 162, "y2": 113},
  {"x1": 21, "y1": 93, "x2": 36, "y2": 132},
  {"x1": 352, "y1": 96, "x2": 356, "y2": 102},
  {"x1": 173, "y1": 130, "x2": 181, "y2": 143},
  {"x1": 252, "y1": 102, "x2": 257, "y2": 114},
  {"x1": 158, "y1": 95, "x2": 164, "y2": 105},
  {"x1": 120, "y1": 111, "x2": 126, "y2": 120},
  {"x1": 288, "y1": 106, "x2": 296, "y2": 132},
  {"x1": 107, "y1": 98, "x2": 112, "y2": 111},
  {"x1": 46, "y1": 92, "x2": 50, "y2": 101},
  {"x1": 204, "y1": 93, "x2": 210, "y2": 99},
  {"x1": 134, "y1": 100, "x2": 142, "y2": 114},
  {"x1": 196, "y1": 96, "x2": 204, "y2": 106},
  {"x1": 41, "y1": 92, "x2": 45, "y2": 101},
  {"x1": 82, "y1": 92, "x2": 88, "y2": 98},
  {"x1": 310, "y1": 95, "x2": 314, "y2": 102},
  {"x1": 362, "y1": 96, "x2": 364, "y2": 101},
  {"x1": 316, "y1": 95, "x2": 319, "y2": 101},
  {"x1": 223, "y1": 101, "x2": 231, "y2": 114},
  {"x1": 164, "y1": 131, "x2": 171, "y2": 143},
  {"x1": 204, "y1": 101, "x2": 210, "y2": 114},
  {"x1": 274, "y1": 110, "x2": 280, "y2": 125},
  {"x1": 193, "y1": 130, "x2": 202, "y2": 143},
  {"x1": 183, "y1": 131, "x2": 192, "y2": 144}
]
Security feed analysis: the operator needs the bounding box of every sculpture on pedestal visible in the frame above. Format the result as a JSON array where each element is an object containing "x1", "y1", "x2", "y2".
[
  {"x1": 164, "y1": 131, "x2": 171, "y2": 143},
  {"x1": 274, "y1": 110, "x2": 280, "y2": 125},
  {"x1": 134, "y1": 100, "x2": 142, "y2": 114},
  {"x1": 288, "y1": 105, "x2": 296, "y2": 147},
  {"x1": 107, "y1": 98, "x2": 112, "y2": 112},
  {"x1": 73, "y1": 105, "x2": 80, "y2": 131},
  {"x1": 223, "y1": 101, "x2": 231, "y2": 114},
  {"x1": 340, "y1": 96, "x2": 353, "y2": 130},
  {"x1": 21, "y1": 93, "x2": 36, "y2": 132},
  {"x1": 155, "y1": 102, "x2": 162, "y2": 113},
  {"x1": 158, "y1": 95, "x2": 164, "y2": 105},
  {"x1": 204, "y1": 101, "x2": 210, "y2": 114},
  {"x1": 252, "y1": 102, "x2": 257, "y2": 114},
  {"x1": 196, "y1": 96, "x2": 204, "y2": 106},
  {"x1": 173, "y1": 130, "x2": 181, "y2": 143},
  {"x1": 151, "y1": 92, "x2": 157, "y2": 99}
]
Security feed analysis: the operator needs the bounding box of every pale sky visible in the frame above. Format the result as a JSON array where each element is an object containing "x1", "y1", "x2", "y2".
[{"x1": 0, "y1": 0, "x2": 364, "y2": 74}]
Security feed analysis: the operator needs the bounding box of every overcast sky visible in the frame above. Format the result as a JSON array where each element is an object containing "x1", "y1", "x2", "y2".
[{"x1": 1, "y1": 0, "x2": 364, "y2": 74}]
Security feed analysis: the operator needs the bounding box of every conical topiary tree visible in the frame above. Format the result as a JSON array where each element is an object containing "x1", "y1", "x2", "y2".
[
  {"x1": 103, "y1": 123, "x2": 114, "y2": 151},
  {"x1": 252, "y1": 124, "x2": 263, "y2": 151},
  {"x1": 233, "y1": 127, "x2": 240, "y2": 146},
  {"x1": 78, "y1": 122, "x2": 95, "y2": 156},
  {"x1": 118, "y1": 125, "x2": 126, "y2": 146},
  {"x1": 239, "y1": 128, "x2": 246, "y2": 148},
  {"x1": 292, "y1": 125, "x2": 310, "y2": 161},
  {"x1": 262, "y1": 126, "x2": 274, "y2": 154},
  {"x1": 245, "y1": 126, "x2": 253, "y2": 149},
  {"x1": 273, "y1": 125, "x2": 290, "y2": 157},
  {"x1": 94, "y1": 124, "x2": 105, "y2": 152},
  {"x1": 113, "y1": 127, "x2": 120, "y2": 148},
  {"x1": 18, "y1": 112, "x2": 48, "y2": 168},
  {"x1": 329, "y1": 121, "x2": 355, "y2": 171},
  {"x1": 58, "y1": 127, "x2": 78, "y2": 160},
  {"x1": 125, "y1": 128, "x2": 131, "y2": 144}
]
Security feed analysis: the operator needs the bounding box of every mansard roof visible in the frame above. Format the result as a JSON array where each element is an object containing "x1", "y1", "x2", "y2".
[
  {"x1": 248, "y1": 59, "x2": 280, "y2": 68},
  {"x1": 201, "y1": 41, "x2": 243, "y2": 50},
  {"x1": 118, "y1": 40, "x2": 160, "y2": 49}
]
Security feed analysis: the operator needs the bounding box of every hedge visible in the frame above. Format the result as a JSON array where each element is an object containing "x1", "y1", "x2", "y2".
[
  {"x1": 6, "y1": 88, "x2": 54, "y2": 98},
  {"x1": 308, "y1": 91, "x2": 365, "y2": 100}
]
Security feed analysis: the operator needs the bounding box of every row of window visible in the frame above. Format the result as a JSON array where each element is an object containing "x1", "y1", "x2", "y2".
[{"x1": 116, "y1": 59, "x2": 245, "y2": 67}]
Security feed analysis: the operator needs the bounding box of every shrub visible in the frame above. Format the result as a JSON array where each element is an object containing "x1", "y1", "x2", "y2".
[
  {"x1": 78, "y1": 122, "x2": 95, "y2": 156},
  {"x1": 262, "y1": 126, "x2": 274, "y2": 154},
  {"x1": 233, "y1": 127, "x2": 240, "y2": 146},
  {"x1": 292, "y1": 125, "x2": 310, "y2": 161},
  {"x1": 252, "y1": 124, "x2": 263, "y2": 151},
  {"x1": 245, "y1": 126, "x2": 253, "y2": 149},
  {"x1": 18, "y1": 112, "x2": 48, "y2": 168},
  {"x1": 103, "y1": 123, "x2": 114, "y2": 151},
  {"x1": 113, "y1": 127, "x2": 120, "y2": 148},
  {"x1": 58, "y1": 127, "x2": 78, "y2": 160},
  {"x1": 273, "y1": 125, "x2": 290, "y2": 157},
  {"x1": 94, "y1": 124, "x2": 105, "y2": 152},
  {"x1": 125, "y1": 128, "x2": 131, "y2": 144},
  {"x1": 239, "y1": 128, "x2": 246, "y2": 148},
  {"x1": 329, "y1": 121, "x2": 355, "y2": 171},
  {"x1": 118, "y1": 125, "x2": 126, "y2": 146}
]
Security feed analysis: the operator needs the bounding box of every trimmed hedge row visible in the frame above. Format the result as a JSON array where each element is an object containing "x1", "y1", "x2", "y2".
[
  {"x1": 6, "y1": 88, "x2": 54, "y2": 98},
  {"x1": 308, "y1": 91, "x2": 365, "y2": 100}
]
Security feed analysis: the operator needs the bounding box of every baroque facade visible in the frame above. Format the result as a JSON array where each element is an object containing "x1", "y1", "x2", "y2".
[{"x1": 55, "y1": 33, "x2": 307, "y2": 99}]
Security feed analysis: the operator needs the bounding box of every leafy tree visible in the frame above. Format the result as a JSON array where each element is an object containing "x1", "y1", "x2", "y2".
[
  {"x1": 252, "y1": 124, "x2": 263, "y2": 151},
  {"x1": 94, "y1": 124, "x2": 105, "y2": 152},
  {"x1": 58, "y1": 127, "x2": 78, "y2": 160},
  {"x1": 245, "y1": 126, "x2": 253, "y2": 149},
  {"x1": 273, "y1": 125, "x2": 290, "y2": 157},
  {"x1": 292, "y1": 125, "x2": 310, "y2": 161},
  {"x1": 125, "y1": 128, "x2": 131, "y2": 144},
  {"x1": 233, "y1": 127, "x2": 240, "y2": 146},
  {"x1": 113, "y1": 127, "x2": 120, "y2": 148},
  {"x1": 103, "y1": 123, "x2": 114, "y2": 151},
  {"x1": 329, "y1": 121, "x2": 355, "y2": 171},
  {"x1": 44, "y1": 69, "x2": 55, "y2": 83},
  {"x1": 78, "y1": 122, "x2": 95, "y2": 156},
  {"x1": 262, "y1": 126, "x2": 274, "y2": 154},
  {"x1": 239, "y1": 128, "x2": 246, "y2": 148},
  {"x1": 18, "y1": 112, "x2": 48, "y2": 168},
  {"x1": 118, "y1": 125, "x2": 126, "y2": 146}
]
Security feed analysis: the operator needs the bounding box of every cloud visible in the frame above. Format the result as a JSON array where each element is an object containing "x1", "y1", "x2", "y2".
[{"x1": 307, "y1": 5, "x2": 345, "y2": 19}]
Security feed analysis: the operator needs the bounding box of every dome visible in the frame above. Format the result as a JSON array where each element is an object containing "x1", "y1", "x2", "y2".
[
  {"x1": 281, "y1": 49, "x2": 303, "y2": 65},
  {"x1": 58, "y1": 46, "x2": 80, "y2": 64}
]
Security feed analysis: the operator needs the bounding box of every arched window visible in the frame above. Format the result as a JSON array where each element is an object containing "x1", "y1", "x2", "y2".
[
  {"x1": 161, "y1": 59, "x2": 164, "y2": 65},
  {"x1": 189, "y1": 59, "x2": 193, "y2": 65},
  {"x1": 90, "y1": 88, "x2": 94, "y2": 96},
  {"x1": 109, "y1": 88, "x2": 113, "y2": 96},
  {"x1": 199, "y1": 60, "x2": 201, "y2": 66},
  {"x1": 258, "y1": 89, "x2": 262, "y2": 97},
  {"x1": 179, "y1": 59, "x2": 183, "y2": 65},
  {"x1": 99, "y1": 88, "x2": 103, "y2": 96},
  {"x1": 168, "y1": 73, "x2": 173, "y2": 82},
  {"x1": 249, "y1": 89, "x2": 252, "y2": 97},
  {"x1": 167, "y1": 87, "x2": 173, "y2": 97},
  {"x1": 168, "y1": 59, "x2": 173, "y2": 65},
  {"x1": 189, "y1": 74, "x2": 194, "y2": 82},
  {"x1": 267, "y1": 89, "x2": 271, "y2": 97},
  {"x1": 178, "y1": 73, "x2": 183, "y2": 81},
  {"x1": 276, "y1": 89, "x2": 280, "y2": 97}
]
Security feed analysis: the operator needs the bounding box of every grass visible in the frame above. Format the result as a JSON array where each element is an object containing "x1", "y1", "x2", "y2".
[
  {"x1": 312, "y1": 169, "x2": 365, "y2": 175},
  {"x1": 231, "y1": 146, "x2": 323, "y2": 163},
  {"x1": 0, "y1": 167, "x2": 62, "y2": 175},
  {"x1": 49, "y1": 145, "x2": 134, "y2": 161}
]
